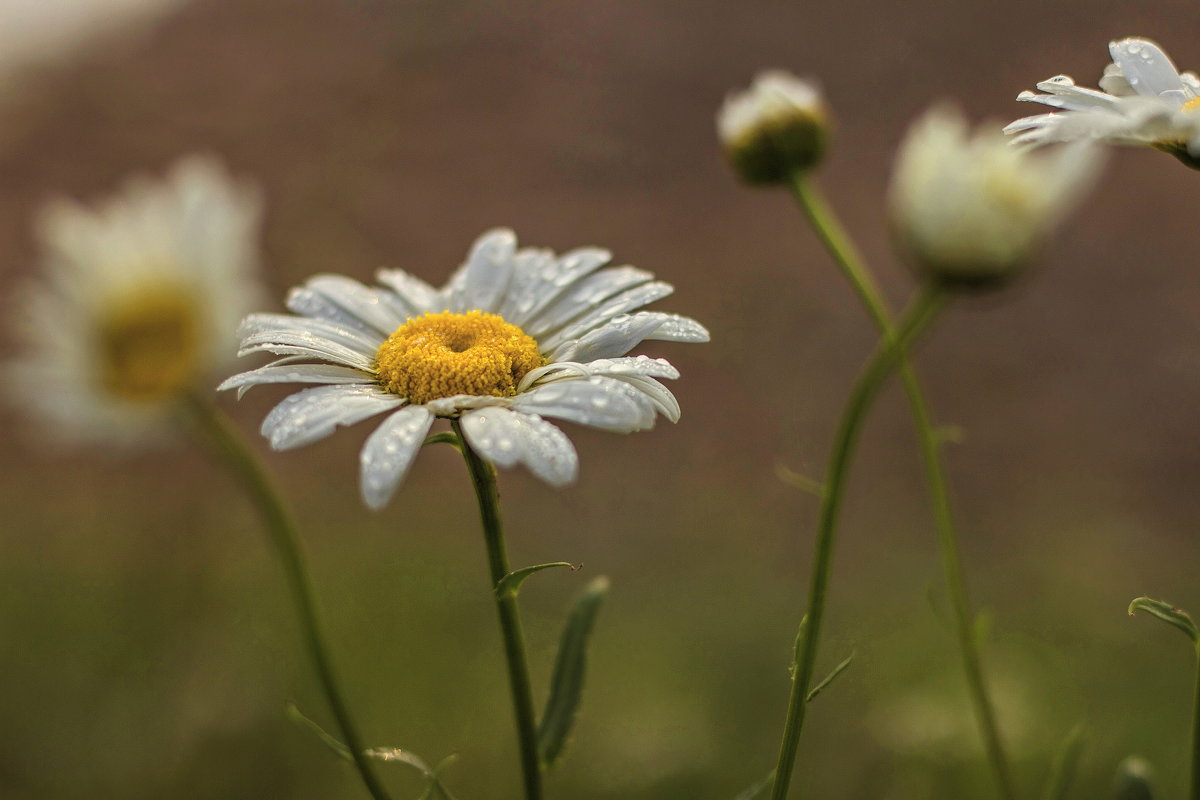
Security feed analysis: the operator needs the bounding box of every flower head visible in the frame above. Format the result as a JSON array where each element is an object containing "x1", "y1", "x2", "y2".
[
  {"x1": 1005, "y1": 37, "x2": 1200, "y2": 169},
  {"x1": 890, "y1": 105, "x2": 1101, "y2": 289},
  {"x1": 220, "y1": 229, "x2": 709, "y2": 509},
  {"x1": 7, "y1": 156, "x2": 264, "y2": 446},
  {"x1": 718, "y1": 70, "x2": 829, "y2": 184}
]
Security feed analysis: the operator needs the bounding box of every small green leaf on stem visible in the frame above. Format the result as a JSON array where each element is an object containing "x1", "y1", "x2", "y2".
[
  {"x1": 806, "y1": 651, "x2": 854, "y2": 703},
  {"x1": 775, "y1": 460, "x2": 825, "y2": 497},
  {"x1": 1042, "y1": 723, "x2": 1085, "y2": 800},
  {"x1": 288, "y1": 703, "x2": 353, "y2": 761},
  {"x1": 1128, "y1": 597, "x2": 1199, "y2": 645},
  {"x1": 1113, "y1": 756, "x2": 1157, "y2": 800},
  {"x1": 496, "y1": 562, "x2": 579, "y2": 598},
  {"x1": 537, "y1": 575, "x2": 610, "y2": 769},
  {"x1": 788, "y1": 616, "x2": 808, "y2": 679},
  {"x1": 735, "y1": 770, "x2": 776, "y2": 800}
]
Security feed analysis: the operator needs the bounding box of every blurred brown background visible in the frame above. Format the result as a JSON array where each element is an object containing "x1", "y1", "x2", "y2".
[{"x1": 2, "y1": 1, "x2": 1199, "y2": 798}]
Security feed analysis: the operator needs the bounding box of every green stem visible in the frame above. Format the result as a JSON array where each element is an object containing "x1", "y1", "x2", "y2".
[
  {"x1": 788, "y1": 174, "x2": 1017, "y2": 800},
  {"x1": 186, "y1": 396, "x2": 392, "y2": 800},
  {"x1": 771, "y1": 288, "x2": 946, "y2": 800},
  {"x1": 1192, "y1": 643, "x2": 1200, "y2": 800},
  {"x1": 451, "y1": 419, "x2": 543, "y2": 800}
]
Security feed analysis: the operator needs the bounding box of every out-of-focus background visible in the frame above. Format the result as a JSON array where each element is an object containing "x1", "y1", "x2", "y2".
[{"x1": 1, "y1": 1, "x2": 1198, "y2": 798}]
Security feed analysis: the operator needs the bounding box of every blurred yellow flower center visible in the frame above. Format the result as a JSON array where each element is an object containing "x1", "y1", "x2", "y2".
[
  {"x1": 375, "y1": 311, "x2": 545, "y2": 404},
  {"x1": 1184, "y1": 97, "x2": 1200, "y2": 113},
  {"x1": 97, "y1": 284, "x2": 202, "y2": 404}
]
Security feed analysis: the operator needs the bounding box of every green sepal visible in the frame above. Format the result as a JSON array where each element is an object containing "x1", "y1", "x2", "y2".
[
  {"x1": 1113, "y1": 756, "x2": 1157, "y2": 800},
  {"x1": 495, "y1": 562, "x2": 578, "y2": 598},
  {"x1": 1042, "y1": 723, "x2": 1085, "y2": 800},
  {"x1": 734, "y1": 770, "x2": 775, "y2": 800},
  {"x1": 1128, "y1": 597, "x2": 1199, "y2": 645},
  {"x1": 537, "y1": 575, "x2": 610, "y2": 769}
]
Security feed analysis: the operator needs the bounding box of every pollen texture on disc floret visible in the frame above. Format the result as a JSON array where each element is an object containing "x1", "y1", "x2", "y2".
[{"x1": 374, "y1": 310, "x2": 545, "y2": 405}]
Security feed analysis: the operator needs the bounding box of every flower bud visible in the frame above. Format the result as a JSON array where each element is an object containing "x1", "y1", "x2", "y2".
[
  {"x1": 889, "y1": 104, "x2": 1102, "y2": 290},
  {"x1": 718, "y1": 71, "x2": 829, "y2": 185}
]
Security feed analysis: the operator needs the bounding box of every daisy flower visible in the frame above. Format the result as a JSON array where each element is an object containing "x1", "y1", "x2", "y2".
[
  {"x1": 219, "y1": 228, "x2": 709, "y2": 510},
  {"x1": 7, "y1": 156, "x2": 264, "y2": 446},
  {"x1": 1005, "y1": 37, "x2": 1200, "y2": 168},
  {"x1": 891, "y1": 105, "x2": 1101, "y2": 288}
]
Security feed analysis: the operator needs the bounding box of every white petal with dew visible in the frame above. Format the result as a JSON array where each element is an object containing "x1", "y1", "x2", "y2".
[
  {"x1": 421, "y1": 394, "x2": 512, "y2": 417},
  {"x1": 261, "y1": 385, "x2": 404, "y2": 451},
  {"x1": 540, "y1": 281, "x2": 676, "y2": 350},
  {"x1": 218, "y1": 363, "x2": 370, "y2": 399},
  {"x1": 375, "y1": 269, "x2": 442, "y2": 316},
  {"x1": 460, "y1": 406, "x2": 578, "y2": 486},
  {"x1": 238, "y1": 313, "x2": 381, "y2": 357},
  {"x1": 520, "y1": 355, "x2": 679, "y2": 391},
  {"x1": 287, "y1": 274, "x2": 408, "y2": 335},
  {"x1": 549, "y1": 313, "x2": 669, "y2": 363},
  {"x1": 524, "y1": 266, "x2": 655, "y2": 339},
  {"x1": 1108, "y1": 38, "x2": 1186, "y2": 100},
  {"x1": 359, "y1": 405, "x2": 434, "y2": 510},
  {"x1": 511, "y1": 375, "x2": 655, "y2": 433},
  {"x1": 458, "y1": 228, "x2": 516, "y2": 313}
]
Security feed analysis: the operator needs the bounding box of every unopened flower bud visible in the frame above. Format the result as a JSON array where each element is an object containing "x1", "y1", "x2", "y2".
[
  {"x1": 889, "y1": 104, "x2": 1102, "y2": 290},
  {"x1": 718, "y1": 71, "x2": 829, "y2": 185}
]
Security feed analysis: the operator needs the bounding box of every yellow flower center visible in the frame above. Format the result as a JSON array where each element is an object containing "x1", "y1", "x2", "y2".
[
  {"x1": 1183, "y1": 97, "x2": 1200, "y2": 113},
  {"x1": 97, "y1": 283, "x2": 202, "y2": 404},
  {"x1": 375, "y1": 311, "x2": 545, "y2": 405}
]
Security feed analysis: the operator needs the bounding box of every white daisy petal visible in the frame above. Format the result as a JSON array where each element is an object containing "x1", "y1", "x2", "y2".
[
  {"x1": 540, "y1": 281, "x2": 676, "y2": 350},
  {"x1": 510, "y1": 375, "x2": 655, "y2": 433},
  {"x1": 498, "y1": 246, "x2": 615, "y2": 327},
  {"x1": 217, "y1": 363, "x2": 369, "y2": 399},
  {"x1": 375, "y1": 269, "x2": 442, "y2": 315},
  {"x1": 641, "y1": 313, "x2": 711, "y2": 344},
  {"x1": 261, "y1": 384, "x2": 404, "y2": 451},
  {"x1": 524, "y1": 266, "x2": 655, "y2": 339},
  {"x1": 520, "y1": 355, "x2": 680, "y2": 391},
  {"x1": 461, "y1": 406, "x2": 579, "y2": 486},
  {"x1": 360, "y1": 405, "x2": 434, "y2": 510},
  {"x1": 1108, "y1": 38, "x2": 1186, "y2": 99},
  {"x1": 457, "y1": 228, "x2": 517, "y2": 313},
  {"x1": 609, "y1": 374, "x2": 682, "y2": 423},
  {"x1": 287, "y1": 274, "x2": 408, "y2": 335},
  {"x1": 548, "y1": 313, "x2": 669, "y2": 363},
  {"x1": 238, "y1": 312, "x2": 382, "y2": 357}
]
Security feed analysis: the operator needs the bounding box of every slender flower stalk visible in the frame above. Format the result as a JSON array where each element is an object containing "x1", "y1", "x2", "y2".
[
  {"x1": 787, "y1": 174, "x2": 1016, "y2": 800},
  {"x1": 1192, "y1": 644, "x2": 1200, "y2": 800},
  {"x1": 771, "y1": 287, "x2": 946, "y2": 800},
  {"x1": 186, "y1": 395, "x2": 392, "y2": 800},
  {"x1": 451, "y1": 418, "x2": 543, "y2": 800}
]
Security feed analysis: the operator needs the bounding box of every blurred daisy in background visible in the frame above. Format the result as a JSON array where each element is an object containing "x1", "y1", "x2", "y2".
[
  {"x1": 221, "y1": 228, "x2": 709, "y2": 509},
  {"x1": 1005, "y1": 37, "x2": 1200, "y2": 168},
  {"x1": 7, "y1": 156, "x2": 264, "y2": 447}
]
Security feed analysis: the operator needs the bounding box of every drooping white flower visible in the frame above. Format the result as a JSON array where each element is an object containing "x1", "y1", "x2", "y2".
[
  {"x1": 219, "y1": 229, "x2": 709, "y2": 510},
  {"x1": 717, "y1": 70, "x2": 828, "y2": 184},
  {"x1": 7, "y1": 156, "x2": 264, "y2": 446},
  {"x1": 890, "y1": 105, "x2": 1102, "y2": 288},
  {"x1": 1005, "y1": 37, "x2": 1200, "y2": 168}
]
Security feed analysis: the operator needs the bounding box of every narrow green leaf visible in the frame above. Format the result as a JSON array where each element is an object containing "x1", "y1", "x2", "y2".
[
  {"x1": 1113, "y1": 756, "x2": 1157, "y2": 800},
  {"x1": 806, "y1": 651, "x2": 854, "y2": 703},
  {"x1": 735, "y1": 770, "x2": 775, "y2": 800},
  {"x1": 1042, "y1": 723, "x2": 1086, "y2": 800},
  {"x1": 495, "y1": 562, "x2": 578, "y2": 598},
  {"x1": 537, "y1": 575, "x2": 610, "y2": 768},
  {"x1": 787, "y1": 615, "x2": 808, "y2": 679},
  {"x1": 287, "y1": 703, "x2": 352, "y2": 761},
  {"x1": 775, "y1": 460, "x2": 825, "y2": 497},
  {"x1": 423, "y1": 432, "x2": 462, "y2": 450},
  {"x1": 1128, "y1": 597, "x2": 1199, "y2": 645},
  {"x1": 364, "y1": 747, "x2": 434, "y2": 774}
]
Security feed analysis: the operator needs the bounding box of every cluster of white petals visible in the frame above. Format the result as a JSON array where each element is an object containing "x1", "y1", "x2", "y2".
[
  {"x1": 7, "y1": 156, "x2": 263, "y2": 446},
  {"x1": 891, "y1": 106, "x2": 1102, "y2": 286},
  {"x1": 1006, "y1": 38, "x2": 1200, "y2": 167},
  {"x1": 220, "y1": 229, "x2": 709, "y2": 510}
]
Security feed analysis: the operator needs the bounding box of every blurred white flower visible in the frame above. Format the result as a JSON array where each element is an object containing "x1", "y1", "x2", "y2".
[
  {"x1": 220, "y1": 228, "x2": 709, "y2": 510},
  {"x1": 890, "y1": 105, "x2": 1102, "y2": 288},
  {"x1": 7, "y1": 156, "x2": 264, "y2": 446},
  {"x1": 1005, "y1": 37, "x2": 1200, "y2": 168},
  {"x1": 717, "y1": 70, "x2": 828, "y2": 184}
]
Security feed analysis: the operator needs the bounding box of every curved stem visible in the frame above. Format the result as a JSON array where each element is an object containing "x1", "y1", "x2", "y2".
[
  {"x1": 186, "y1": 396, "x2": 392, "y2": 800},
  {"x1": 771, "y1": 288, "x2": 946, "y2": 800},
  {"x1": 788, "y1": 174, "x2": 1017, "y2": 800},
  {"x1": 451, "y1": 419, "x2": 543, "y2": 800}
]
